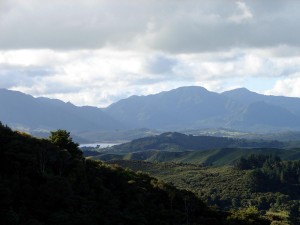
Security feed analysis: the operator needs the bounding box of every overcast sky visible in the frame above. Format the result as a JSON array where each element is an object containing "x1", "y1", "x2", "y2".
[{"x1": 1, "y1": 0, "x2": 300, "y2": 107}]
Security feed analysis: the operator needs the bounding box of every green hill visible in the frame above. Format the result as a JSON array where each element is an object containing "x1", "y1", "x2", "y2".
[
  {"x1": 2, "y1": 122, "x2": 275, "y2": 225},
  {"x1": 90, "y1": 147, "x2": 300, "y2": 166},
  {"x1": 109, "y1": 159, "x2": 300, "y2": 224},
  {"x1": 102, "y1": 132, "x2": 285, "y2": 154},
  {"x1": 88, "y1": 132, "x2": 294, "y2": 165}
]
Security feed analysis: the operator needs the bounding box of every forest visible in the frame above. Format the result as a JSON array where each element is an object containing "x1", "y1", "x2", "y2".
[
  {"x1": 110, "y1": 155, "x2": 300, "y2": 225},
  {"x1": 0, "y1": 122, "x2": 279, "y2": 225}
]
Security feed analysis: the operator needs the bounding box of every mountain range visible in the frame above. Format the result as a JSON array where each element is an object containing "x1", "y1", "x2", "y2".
[
  {"x1": 105, "y1": 86, "x2": 300, "y2": 130},
  {"x1": 0, "y1": 88, "x2": 123, "y2": 132},
  {"x1": 2, "y1": 86, "x2": 300, "y2": 141}
]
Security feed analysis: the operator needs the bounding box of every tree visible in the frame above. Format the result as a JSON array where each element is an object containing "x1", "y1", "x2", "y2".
[
  {"x1": 49, "y1": 130, "x2": 82, "y2": 158},
  {"x1": 227, "y1": 206, "x2": 270, "y2": 225}
]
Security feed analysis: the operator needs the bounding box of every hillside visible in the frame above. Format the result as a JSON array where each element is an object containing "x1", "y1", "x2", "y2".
[
  {"x1": 110, "y1": 159, "x2": 300, "y2": 224},
  {"x1": 87, "y1": 132, "x2": 294, "y2": 165},
  {"x1": 91, "y1": 147, "x2": 300, "y2": 166},
  {"x1": 234, "y1": 102, "x2": 300, "y2": 128},
  {"x1": 99, "y1": 132, "x2": 285, "y2": 153},
  {"x1": 1, "y1": 122, "x2": 244, "y2": 225}
]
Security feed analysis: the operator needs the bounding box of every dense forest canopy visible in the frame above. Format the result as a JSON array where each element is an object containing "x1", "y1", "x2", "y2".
[{"x1": 111, "y1": 154, "x2": 300, "y2": 224}]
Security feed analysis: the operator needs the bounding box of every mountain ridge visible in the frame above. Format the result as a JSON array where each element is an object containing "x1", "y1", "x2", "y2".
[
  {"x1": 0, "y1": 88, "x2": 124, "y2": 132},
  {"x1": 2, "y1": 86, "x2": 300, "y2": 139},
  {"x1": 105, "y1": 86, "x2": 300, "y2": 131}
]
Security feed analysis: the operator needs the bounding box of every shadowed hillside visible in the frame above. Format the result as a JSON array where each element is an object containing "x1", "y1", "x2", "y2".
[{"x1": 2, "y1": 122, "x2": 271, "y2": 225}]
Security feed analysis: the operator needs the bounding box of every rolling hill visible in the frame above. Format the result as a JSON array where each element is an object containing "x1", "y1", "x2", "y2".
[
  {"x1": 86, "y1": 132, "x2": 298, "y2": 166},
  {"x1": 97, "y1": 132, "x2": 285, "y2": 153},
  {"x1": 91, "y1": 147, "x2": 300, "y2": 166}
]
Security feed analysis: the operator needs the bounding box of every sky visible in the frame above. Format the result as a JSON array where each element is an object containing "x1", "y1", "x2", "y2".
[{"x1": 1, "y1": 0, "x2": 300, "y2": 107}]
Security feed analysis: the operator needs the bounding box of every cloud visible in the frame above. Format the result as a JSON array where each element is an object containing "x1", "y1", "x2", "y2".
[
  {"x1": 146, "y1": 55, "x2": 177, "y2": 74},
  {"x1": 0, "y1": 0, "x2": 299, "y2": 54},
  {"x1": 0, "y1": 63, "x2": 55, "y2": 87},
  {"x1": 1, "y1": 47, "x2": 299, "y2": 107},
  {"x1": 266, "y1": 75, "x2": 300, "y2": 98},
  {"x1": 1, "y1": 1, "x2": 300, "y2": 106}
]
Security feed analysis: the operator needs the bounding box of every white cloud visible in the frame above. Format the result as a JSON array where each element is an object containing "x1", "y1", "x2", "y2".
[
  {"x1": 1, "y1": 47, "x2": 300, "y2": 107},
  {"x1": 265, "y1": 75, "x2": 300, "y2": 97}
]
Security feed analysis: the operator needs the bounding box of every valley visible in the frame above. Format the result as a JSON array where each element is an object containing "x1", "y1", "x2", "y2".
[
  {"x1": 81, "y1": 132, "x2": 300, "y2": 224},
  {"x1": 3, "y1": 86, "x2": 300, "y2": 224},
  {"x1": 2, "y1": 1, "x2": 300, "y2": 224}
]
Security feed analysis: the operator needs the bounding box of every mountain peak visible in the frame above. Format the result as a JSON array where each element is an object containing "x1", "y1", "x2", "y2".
[
  {"x1": 165, "y1": 86, "x2": 212, "y2": 97},
  {"x1": 232, "y1": 87, "x2": 251, "y2": 92},
  {"x1": 173, "y1": 86, "x2": 209, "y2": 92},
  {"x1": 222, "y1": 87, "x2": 255, "y2": 95}
]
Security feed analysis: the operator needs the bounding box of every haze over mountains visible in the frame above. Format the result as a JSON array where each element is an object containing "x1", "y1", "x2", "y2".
[{"x1": 1, "y1": 86, "x2": 300, "y2": 141}]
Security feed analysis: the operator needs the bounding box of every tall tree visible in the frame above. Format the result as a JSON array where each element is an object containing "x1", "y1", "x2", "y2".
[{"x1": 49, "y1": 129, "x2": 82, "y2": 158}]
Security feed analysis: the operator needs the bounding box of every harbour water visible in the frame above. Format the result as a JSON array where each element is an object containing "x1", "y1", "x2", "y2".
[{"x1": 79, "y1": 142, "x2": 122, "y2": 148}]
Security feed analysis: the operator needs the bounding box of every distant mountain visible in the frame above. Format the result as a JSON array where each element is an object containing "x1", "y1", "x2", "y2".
[
  {"x1": 239, "y1": 101, "x2": 300, "y2": 127},
  {"x1": 105, "y1": 86, "x2": 300, "y2": 131},
  {"x1": 105, "y1": 86, "x2": 241, "y2": 129},
  {"x1": 0, "y1": 88, "x2": 124, "y2": 133},
  {"x1": 2, "y1": 86, "x2": 300, "y2": 139},
  {"x1": 222, "y1": 88, "x2": 300, "y2": 114}
]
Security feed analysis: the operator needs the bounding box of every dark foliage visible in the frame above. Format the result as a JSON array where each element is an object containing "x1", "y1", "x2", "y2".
[
  {"x1": 110, "y1": 159, "x2": 300, "y2": 224},
  {"x1": 234, "y1": 154, "x2": 281, "y2": 170},
  {"x1": 235, "y1": 154, "x2": 300, "y2": 195},
  {"x1": 0, "y1": 122, "x2": 243, "y2": 225}
]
